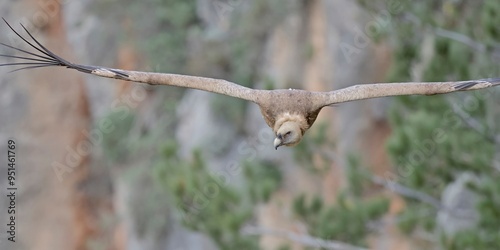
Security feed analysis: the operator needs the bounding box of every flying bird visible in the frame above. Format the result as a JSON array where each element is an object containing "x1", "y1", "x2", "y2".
[{"x1": 1, "y1": 20, "x2": 500, "y2": 149}]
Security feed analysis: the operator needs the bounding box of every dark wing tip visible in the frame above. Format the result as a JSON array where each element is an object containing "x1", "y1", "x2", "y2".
[
  {"x1": 0, "y1": 18, "x2": 76, "y2": 72},
  {"x1": 481, "y1": 77, "x2": 500, "y2": 86},
  {"x1": 454, "y1": 78, "x2": 500, "y2": 90},
  {"x1": 0, "y1": 19, "x2": 108, "y2": 76},
  {"x1": 454, "y1": 81, "x2": 479, "y2": 90},
  {"x1": 108, "y1": 68, "x2": 129, "y2": 78}
]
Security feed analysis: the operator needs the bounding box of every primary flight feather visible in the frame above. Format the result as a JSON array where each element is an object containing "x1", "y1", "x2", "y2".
[{"x1": 1, "y1": 19, "x2": 500, "y2": 149}]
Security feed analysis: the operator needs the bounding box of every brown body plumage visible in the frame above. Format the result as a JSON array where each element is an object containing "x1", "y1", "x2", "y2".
[
  {"x1": 253, "y1": 89, "x2": 323, "y2": 148},
  {"x1": 2, "y1": 19, "x2": 500, "y2": 149}
]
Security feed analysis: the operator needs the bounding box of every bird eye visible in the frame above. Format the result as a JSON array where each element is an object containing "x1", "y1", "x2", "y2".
[{"x1": 285, "y1": 131, "x2": 291, "y2": 136}]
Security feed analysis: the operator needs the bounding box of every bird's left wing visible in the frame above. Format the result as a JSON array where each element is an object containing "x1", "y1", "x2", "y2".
[
  {"x1": 0, "y1": 19, "x2": 260, "y2": 103},
  {"x1": 316, "y1": 79, "x2": 500, "y2": 106}
]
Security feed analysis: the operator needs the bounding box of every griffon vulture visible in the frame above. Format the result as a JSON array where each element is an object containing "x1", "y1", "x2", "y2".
[{"x1": 1, "y1": 20, "x2": 499, "y2": 149}]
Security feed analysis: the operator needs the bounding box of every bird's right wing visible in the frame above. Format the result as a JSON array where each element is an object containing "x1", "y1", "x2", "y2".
[{"x1": 0, "y1": 19, "x2": 260, "y2": 103}]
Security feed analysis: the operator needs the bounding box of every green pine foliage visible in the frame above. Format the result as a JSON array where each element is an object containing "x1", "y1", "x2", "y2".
[
  {"x1": 244, "y1": 161, "x2": 283, "y2": 203},
  {"x1": 153, "y1": 141, "x2": 261, "y2": 249},
  {"x1": 292, "y1": 192, "x2": 389, "y2": 247},
  {"x1": 292, "y1": 156, "x2": 389, "y2": 247},
  {"x1": 133, "y1": 0, "x2": 199, "y2": 73},
  {"x1": 152, "y1": 141, "x2": 283, "y2": 249},
  {"x1": 359, "y1": 0, "x2": 500, "y2": 248},
  {"x1": 100, "y1": 109, "x2": 136, "y2": 162},
  {"x1": 293, "y1": 122, "x2": 334, "y2": 173}
]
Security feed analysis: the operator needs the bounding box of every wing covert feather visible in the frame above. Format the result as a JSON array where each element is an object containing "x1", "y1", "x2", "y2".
[
  {"x1": 318, "y1": 79, "x2": 500, "y2": 106},
  {"x1": 0, "y1": 19, "x2": 258, "y2": 102}
]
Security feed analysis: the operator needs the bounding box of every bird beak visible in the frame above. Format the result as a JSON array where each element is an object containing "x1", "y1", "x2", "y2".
[{"x1": 274, "y1": 138, "x2": 283, "y2": 150}]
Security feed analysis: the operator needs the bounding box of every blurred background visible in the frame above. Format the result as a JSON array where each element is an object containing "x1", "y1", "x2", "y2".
[{"x1": 1, "y1": 0, "x2": 500, "y2": 249}]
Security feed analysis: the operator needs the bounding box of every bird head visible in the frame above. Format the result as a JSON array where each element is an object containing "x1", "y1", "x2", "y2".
[{"x1": 274, "y1": 121, "x2": 302, "y2": 149}]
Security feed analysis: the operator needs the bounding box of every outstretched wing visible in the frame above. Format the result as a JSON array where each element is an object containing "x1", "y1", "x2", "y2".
[
  {"x1": 317, "y1": 79, "x2": 500, "y2": 106},
  {"x1": 0, "y1": 19, "x2": 259, "y2": 103}
]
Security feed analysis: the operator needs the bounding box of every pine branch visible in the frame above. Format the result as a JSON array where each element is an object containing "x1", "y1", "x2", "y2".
[
  {"x1": 404, "y1": 13, "x2": 500, "y2": 58},
  {"x1": 434, "y1": 28, "x2": 486, "y2": 52},
  {"x1": 241, "y1": 226, "x2": 368, "y2": 250},
  {"x1": 371, "y1": 175, "x2": 476, "y2": 220},
  {"x1": 448, "y1": 99, "x2": 500, "y2": 145},
  {"x1": 370, "y1": 175, "x2": 442, "y2": 209}
]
